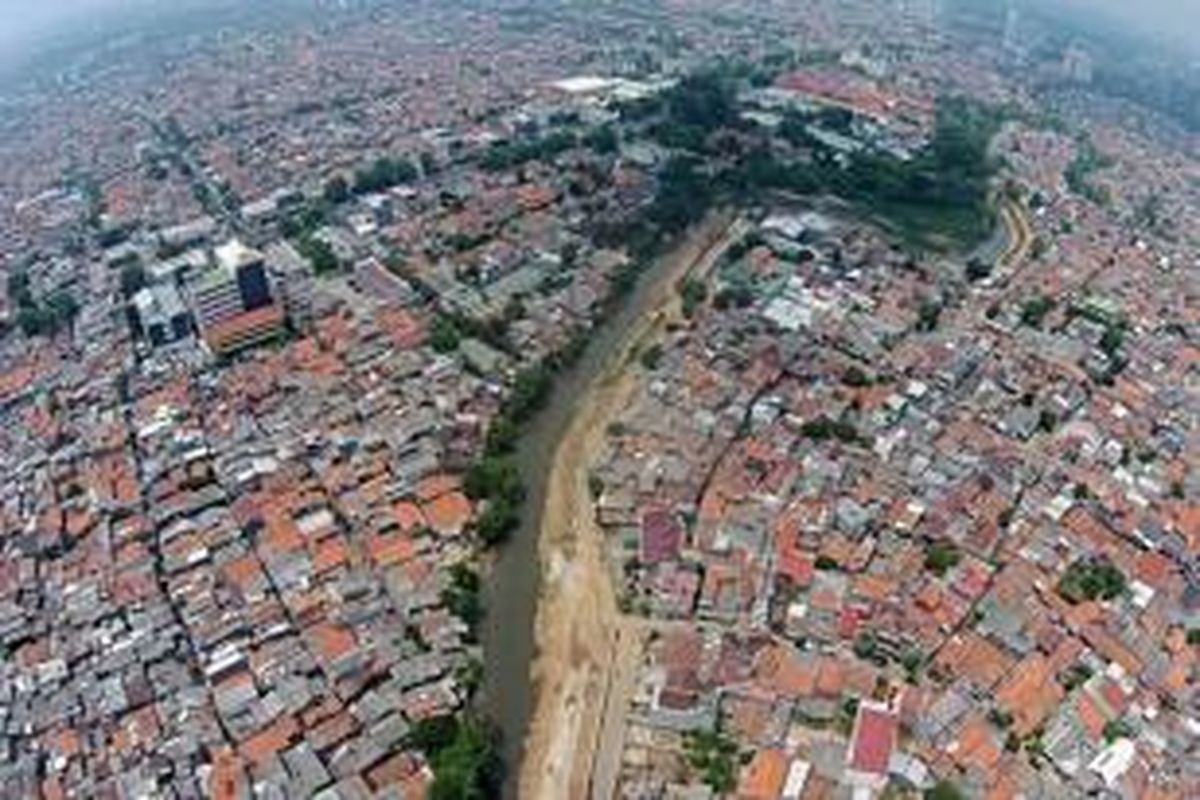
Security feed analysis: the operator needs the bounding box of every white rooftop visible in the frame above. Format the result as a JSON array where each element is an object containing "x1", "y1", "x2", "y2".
[{"x1": 214, "y1": 240, "x2": 263, "y2": 272}]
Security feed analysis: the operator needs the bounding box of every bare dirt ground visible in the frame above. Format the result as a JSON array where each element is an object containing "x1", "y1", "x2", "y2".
[{"x1": 518, "y1": 213, "x2": 747, "y2": 800}]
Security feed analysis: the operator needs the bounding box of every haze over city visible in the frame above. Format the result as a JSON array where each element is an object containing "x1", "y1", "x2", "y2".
[
  {"x1": 0, "y1": 1, "x2": 1197, "y2": 799},
  {"x1": 1, "y1": 0, "x2": 1198, "y2": 53}
]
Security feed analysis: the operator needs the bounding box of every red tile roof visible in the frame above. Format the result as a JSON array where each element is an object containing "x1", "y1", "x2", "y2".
[
  {"x1": 848, "y1": 702, "x2": 898, "y2": 775},
  {"x1": 641, "y1": 508, "x2": 684, "y2": 564}
]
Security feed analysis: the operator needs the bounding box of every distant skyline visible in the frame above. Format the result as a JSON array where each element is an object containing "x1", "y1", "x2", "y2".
[
  {"x1": 1050, "y1": 0, "x2": 1199, "y2": 52},
  {"x1": 0, "y1": 0, "x2": 1196, "y2": 57}
]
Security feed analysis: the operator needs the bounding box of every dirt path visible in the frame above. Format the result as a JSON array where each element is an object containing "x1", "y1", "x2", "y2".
[
  {"x1": 518, "y1": 213, "x2": 746, "y2": 800},
  {"x1": 998, "y1": 197, "x2": 1033, "y2": 269}
]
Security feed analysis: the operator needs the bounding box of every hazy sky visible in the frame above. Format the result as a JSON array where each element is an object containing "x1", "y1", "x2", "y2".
[
  {"x1": 0, "y1": 0, "x2": 1196, "y2": 54},
  {"x1": 1054, "y1": 0, "x2": 1199, "y2": 50}
]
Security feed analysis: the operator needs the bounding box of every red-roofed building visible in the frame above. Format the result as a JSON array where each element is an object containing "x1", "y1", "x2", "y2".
[
  {"x1": 205, "y1": 304, "x2": 286, "y2": 356},
  {"x1": 641, "y1": 507, "x2": 684, "y2": 564},
  {"x1": 846, "y1": 700, "x2": 899, "y2": 790}
]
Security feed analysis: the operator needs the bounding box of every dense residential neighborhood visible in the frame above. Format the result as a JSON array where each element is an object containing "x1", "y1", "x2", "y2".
[{"x1": 0, "y1": 0, "x2": 1196, "y2": 798}]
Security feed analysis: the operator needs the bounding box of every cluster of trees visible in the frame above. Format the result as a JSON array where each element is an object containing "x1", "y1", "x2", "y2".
[
  {"x1": 965, "y1": 257, "x2": 993, "y2": 283},
  {"x1": 590, "y1": 75, "x2": 743, "y2": 262},
  {"x1": 799, "y1": 415, "x2": 864, "y2": 445},
  {"x1": 585, "y1": 125, "x2": 619, "y2": 155},
  {"x1": 294, "y1": 235, "x2": 340, "y2": 276},
  {"x1": 651, "y1": 71, "x2": 738, "y2": 154},
  {"x1": 484, "y1": 363, "x2": 553, "y2": 456},
  {"x1": 1069, "y1": 303, "x2": 1129, "y2": 383},
  {"x1": 481, "y1": 130, "x2": 577, "y2": 172},
  {"x1": 278, "y1": 202, "x2": 342, "y2": 276},
  {"x1": 6, "y1": 270, "x2": 79, "y2": 339},
  {"x1": 459, "y1": 360, "x2": 554, "y2": 546},
  {"x1": 1019, "y1": 294, "x2": 1056, "y2": 329},
  {"x1": 915, "y1": 298, "x2": 943, "y2": 332},
  {"x1": 925, "y1": 780, "x2": 969, "y2": 800},
  {"x1": 1056, "y1": 556, "x2": 1127, "y2": 604},
  {"x1": 407, "y1": 715, "x2": 503, "y2": 800},
  {"x1": 335, "y1": 156, "x2": 419, "y2": 202},
  {"x1": 738, "y1": 96, "x2": 1004, "y2": 247},
  {"x1": 852, "y1": 631, "x2": 925, "y2": 683},
  {"x1": 851, "y1": 97, "x2": 1000, "y2": 239},
  {"x1": 463, "y1": 455, "x2": 525, "y2": 547},
  {"x1": 323, "y1": 155, "x2": 418, "y2": 203},
  {"x1": 431, "y1": 309, "x2": 514, "y2": 355},
  {"x1": 683, "y1": 729, "x2": 739, "y2": 794},
  {"x1": 647, "y1": 156, "x2": 717, "y2": 240},
  {"x1": 280, "y1": 203, "x2": 328, "y2": 241},
  {"x1": 712, "y1": 282, "x2": 755, "y2": 311},
  {"x1": 440, "y1": 564, "x2": 485, "y2": 640}
]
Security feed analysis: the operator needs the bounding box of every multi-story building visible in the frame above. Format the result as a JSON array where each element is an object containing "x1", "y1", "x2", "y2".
[
  {"x1": 264, "y1": 241, "x2": 315, "y2": 333},
  {"x1": 190, "y1": 240, "x2": 286, "y2": 356},
  {"x1": 131, "y1": 283, "x2": 193, "y2": 347}
]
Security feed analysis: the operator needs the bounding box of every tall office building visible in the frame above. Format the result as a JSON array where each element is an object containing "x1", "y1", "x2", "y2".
[
  {"x1": 190, "y1": 240, "x2": 286, "y2": 356},
  {"x1": 1062, "y1": 44, "x2": 1094, "y2": 84},
  {"x1": 1003, "y1": 2, "x2": 1021, "y2": 53}
]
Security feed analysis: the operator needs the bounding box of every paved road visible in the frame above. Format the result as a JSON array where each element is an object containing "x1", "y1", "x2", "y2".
[{"x1": 589, "y1": 619, "x2": 645, "y2": 800}]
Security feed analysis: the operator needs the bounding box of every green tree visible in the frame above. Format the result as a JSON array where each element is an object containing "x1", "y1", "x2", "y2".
[
  {"x1": 713, "y1": 282, "x2": 755, "y2": 310},
  {"x1": 463, "y1": 458, "x2": 524, "y2": 504},
  {"x1": 680, "y1": 278, "x2": 709, "y2": 319},
  {"x1": 475, "y1": 497, "x2": 519, "y2": 546},
  {"x1": 586, "y1": 126, "x2": 619, "y2": 155},
  {"x1": 925, "y1": 541, "x2": 962, "y2": 577},
  {"x1": 660, "y1": 71, "x2": 737, "y2": 150},
  {"x1": 430, "y1": 316, "x2": 462, "y2": 354},
  {"x1": 684, "y1": 729, "x2": 739, "y2": 794},
  {"x1": 650, "y1": 156, "x2": 713, "y2": 235},
  {"x1": 120, "y1": 262, "x2": 147, "y2": 298},
  {"x1": 412, "y1": 716, "x2": 504, "y2": 800},
  {"x1": 323, "y1": 175, "x2": 351, "y2": 204},
  {"x1": 1057, "y1": 557, "x2": 1127, "y2": 604},
  {"x1": 965, "y1": 257, "x2": 992, "y2": 283},
  {"x1": 1102, "y1": 719, "x2": 1135, "y2": 743},
  {"x1": 506, "y1": 364, "x2": 553, "y2": 423},
  {"x1": 640, "y1": 343, "x2": 664, "y2": 370},
  {"x1": 441, "y1": 564, "x2": 485, "y2": 638},
  {"x1": 925, "y1": 780, "x2": 968, "y2": 800},
  {"x1": 917, "y1": 299, "x2": 943, "y2": 332},
  {"x1": 853, "y1": 631, "x2": 878, "y2": 660},
  {"x1": 6, "y1": 269, "x2": 32, "y2": 307},
  {"x1": 353, "y1": 156, "x2": 418, "y2": 194},
  {"x1": 409, "y1": 715, "x2": 460, "y2": 754},
  {"x1": 45, "y1": 290, "x2": 79, "y2": 326},
  {"x1": 296, "y1": 235, "x2": 340, "y2": 275},
  {"x1": 1020, "y1": 294, "x2": 1056, "y2": 328},
  {"x1": 17, "y1": 305, "x2": 51, "y2": 337}
]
